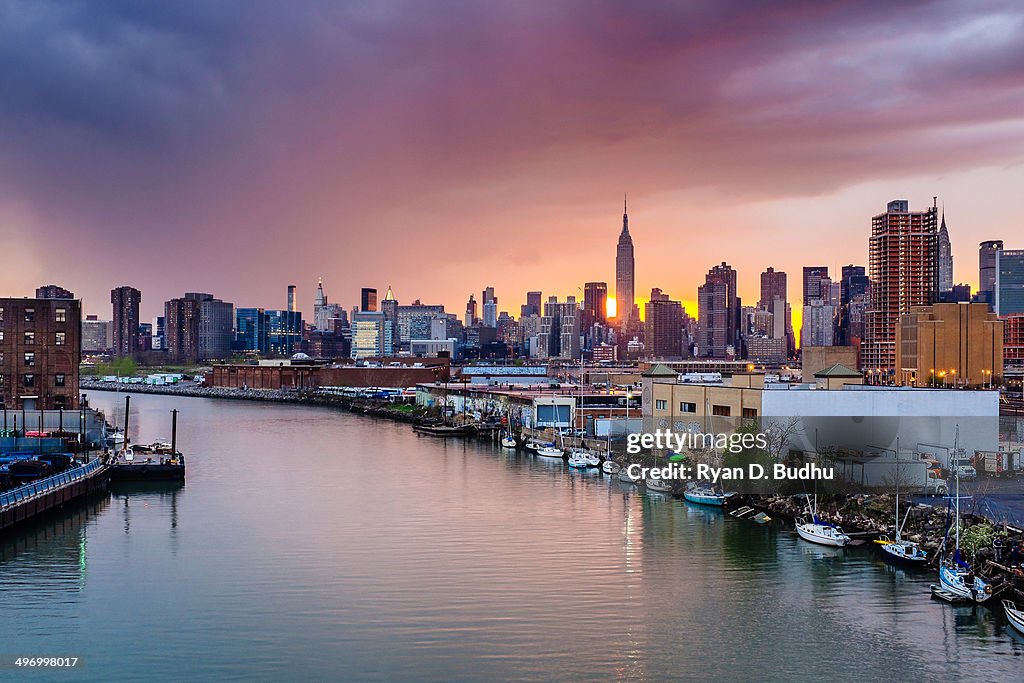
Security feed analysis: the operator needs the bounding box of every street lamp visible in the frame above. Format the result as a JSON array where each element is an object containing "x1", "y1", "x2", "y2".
[
  {"x1": 938, "y1": 370, "x2": 947, "y2": 388},
  {"x1": 949, "y1": 369, "x2": 956, "y2": 389}
]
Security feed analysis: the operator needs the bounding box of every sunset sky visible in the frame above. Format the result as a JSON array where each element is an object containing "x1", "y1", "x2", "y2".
[{"x1": 2, "y1": 1, "x2": 1023, "y2": 325}]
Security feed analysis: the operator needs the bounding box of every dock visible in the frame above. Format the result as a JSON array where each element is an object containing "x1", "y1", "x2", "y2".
[{"x1": 0, "y1": 459, "x2": 110, "y2": 533}]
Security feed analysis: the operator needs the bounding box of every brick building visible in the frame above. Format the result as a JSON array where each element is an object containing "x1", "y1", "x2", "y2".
[{"x1": 0, "y1": 297, "x2": 81, "y2": 410}]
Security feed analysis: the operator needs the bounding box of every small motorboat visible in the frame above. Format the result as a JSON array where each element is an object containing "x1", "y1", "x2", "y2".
[
  {"x1": 536, "y1": 445, "x2": 564, "y2": 459},
  {"x1": 645, "y1": 477, "x2": 672, "y2": 493},
  {"x1": 602, "y1": 459, "x2": 621, "y2": 475},
  {"x1": 682, "y1": 482, "x2": 733, "y2": 507},
  {"x1": 796, "y1": 518, "x2": 851, "y2": 547},
  {"x1": 1003, "y1": 600, "x2": 1024, "y2": 635}
]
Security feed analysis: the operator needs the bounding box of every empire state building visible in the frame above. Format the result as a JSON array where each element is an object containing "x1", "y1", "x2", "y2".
[{"x1": 615, "y1": 197, "x2": 636, "y2": 324}]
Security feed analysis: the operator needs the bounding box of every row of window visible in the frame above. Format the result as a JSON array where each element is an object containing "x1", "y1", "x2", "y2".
[
  {"x1": 652, "y1": 399, "x2": 757, "y2": 418},
  {"x1": 0, "y1": 373, "x2": 67, "y2": 387},
  {"x1": 0, "y1": 307, "x2": 69, "y2": 324},
  {"x1": 0, "y1": 331, "x2": 67, "y2": 345}
]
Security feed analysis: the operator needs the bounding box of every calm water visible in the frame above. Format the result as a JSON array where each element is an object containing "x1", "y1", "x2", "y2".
[{"x1": 2, "y1": 392, "x2": 1023, "y2": 682}]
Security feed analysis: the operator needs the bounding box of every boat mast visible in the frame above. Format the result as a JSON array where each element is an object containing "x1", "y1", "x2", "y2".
[
  {"x1": 895, "y1": 436, "x2": 900, "y2": 541},
  {"x1": 954, "y1": 425, "x2": 960, "y2": 552}
]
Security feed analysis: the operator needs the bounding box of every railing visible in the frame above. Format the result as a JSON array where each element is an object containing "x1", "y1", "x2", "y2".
[{"x1": 0, "y1": 459, "x2": 105, "y2": 511}]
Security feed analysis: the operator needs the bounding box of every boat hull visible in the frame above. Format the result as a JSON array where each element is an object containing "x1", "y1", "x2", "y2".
[
  {"x1": 878, "y1": 542, "x2": 928, "y2": 566},
  {"x1": 1003, "y1": 600, "x2": 1024, "y2": 635},
  {"x1": 535, "y1": 448, "x2": 564, "y2": 459},
  {"x1": 645, "y1": 478, "x2": 672, "y2": 493},
  {"x1": 938, "y1": 565, "x2": 993, "y2": 603},
  {"x1": 602, "y1": 461, "x2": 621, "y2": 475},
  {"x1": 683, "y1": 491, "x2": 726, "y2": 507},
  {"x1": 796, "y1": 523, "x2": 850, "y2": 547}
]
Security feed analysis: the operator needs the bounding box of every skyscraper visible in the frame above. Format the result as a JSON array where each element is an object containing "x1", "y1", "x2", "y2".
[
  {"x1": 111, "y1": 286, "x2": 142, "y2": 358},
  {"x1": 465, "y1": 294, "x2": 477, "y2": 327},
  {"x1": 313, "y1": 278, "x2": 344, "y2": 331},
  {"x1": 287, "y1": 284, "x2": 297, "y2": 313},
  {"x1": 979, "y1": 240, "x2": 1004, "y2": 304},
  {"x1": 995, "y1": 249, "x2": 1024, "y2": 316},
  {"x1": 615, "y1": 197, "x2": 635, "y2": 324},
  {"x1": 802, "y1": 266, "x2": 829, "y2": 305},
  {"x1": 481, "y1": 286, "x2": 497, "y2": 327},
  {"x1": 696, "y1": 263, "x2": 739, "y2": 358},
  {"x1": 380, "y1": 286, "x2": 400, "y2": 350},
  {"x1": 838, "y1": 265, "x2": 869, "y2": 345},
  {"x1": 644, "y1": 288, "x2": 684, "y2": 359},
  {"x1": 758, "y1": 267, "x2": 787, "y2": 310},
  {"x1": 164, "y1": 297, "x2": 201, "y2": 363},
  {"x1": 360, "y1": 287, "x2": 378, "y2": 312},
  {"x1": 522, "y1": 291, "x2": 542, "y2": 318},
  {"x1": 861, "y1": 199, "x2": 939, "y2": 372},
  {"x1": 182, "y1": 292, "x2": 234, "y2": 360},
  {"x1": 937, "y1": 212, "x2": 953, "y2": 293},
  {"x1": 583, "y1": 282, "x2": 608, "y2": 327}
]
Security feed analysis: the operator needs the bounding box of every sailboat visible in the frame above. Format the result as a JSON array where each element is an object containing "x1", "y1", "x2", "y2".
[
  {"x1": 796, "y1": 493, "x2": 851, "y2": 547},
  {"x1": 683, "y1": 481, "x2": 735, "y2": 507},
  {"x1": 876, "y1": 441, "x2": 928, "y2": 565},
  {"x1": 936, "y1": 427, "x2": 993, "y2": 602},
  {"x1": 500, "y1": 414, "x2": 517, "y2": 449},
  {"x1": 567, "y1": 450, "x2": 589, "y2": 469}
]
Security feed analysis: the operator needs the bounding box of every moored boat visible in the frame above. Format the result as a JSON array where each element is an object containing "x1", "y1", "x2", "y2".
[
  {"x1": 645, "y1": 477, "x2": 672, "y2": 493},
  {"x1": 567, "y1": 451, "x2": 589, "y2": 468},
  {"x1": 1003, "y1": 600, "x2": 1024, "y2": 635},
  {"x1": 618, "y1": 466, "x2": 640, "y2": 484},
  {"x1": 682, "y1": 481, "x2": 733, "y2": 507},
  {"x1": 602, "y1": 459, "x2": 621, "y2": 475},
  {"x1": 585, "y1": 452, "x2": 601, "y2": 468},
  {"x1": 937, "y1": 427, "x2": 993, "y2": 603},
  {"x1": 796, "y1": 518, "x2": 851, "y2": 547},
  {"x1": 536, "y1": 445, "x2": 564, "y2": 459},
  {"x1": 501, "y1": 436, "x2": 517, "y2": 449}
]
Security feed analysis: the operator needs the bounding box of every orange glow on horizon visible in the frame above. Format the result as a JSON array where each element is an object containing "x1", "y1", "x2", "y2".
[{"x1": 606, "y1": 297, "x2": 616, "y2": 319}]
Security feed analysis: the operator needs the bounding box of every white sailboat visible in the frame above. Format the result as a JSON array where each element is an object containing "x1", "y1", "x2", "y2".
[
  {"x1": 602, "y1": 459, "x2": 621, "y2": 475},
  {"x1": 796, "y1": 494, "x2": 851, "y2": 547},
  {"x1": 567, "y1": 450, "x2": 589, "y2": 468},
  {"x1": 937, "y1": 427, "x2": 993, "y2": 602},
  {"x1": 645, "y1": 477, "x2": 672, "y2": 493}
]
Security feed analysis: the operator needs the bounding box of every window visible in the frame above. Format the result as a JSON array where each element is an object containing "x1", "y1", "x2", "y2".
[
  {"x1": 712, "y1": 404, "x2": 731, "y2": 416},
  {"x1": 680, "y1": 402, "x2": 696, "y2": 413},
  {"x1": 742, "y1": 408, "x2": 758, "y2": 418},
  {"x1": 0, "y1": 306, "x2": 4, "y2": 322},
  {"x1": 24, "y1": 308, "x2": 35, "y2": 323},
  {"x1": 24, "y1": 331, "x2": 34, "y2": 345},
  {"x1": 0, "y1": 374, "x2": 4, "y2": 385},
  {"x1": 0, "y1": 331, "x2": 4, "y2": 343},
  {"x1": 55, "y1": 308, "x2": 67, "y2": 323},
  {"x1": 655, "y1": 399, "x2": 668, "y2": 410},
  {"x1": 24, "y1": 352, "x2": 34, "y2": 367},
  {"x1": 55, "y1": 373, "x2": 66, "y2": 387},
  {"x1": 23, "y1": 374, "x2": 34, "y2": 388},
  {"x1": 55, "y1": 331, "x2": 66, "y2": 346}
]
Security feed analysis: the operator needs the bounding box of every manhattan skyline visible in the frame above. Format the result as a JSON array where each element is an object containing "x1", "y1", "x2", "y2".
[{"x1": 2, "y1": 1, "x2": 1023, "y2": 321}]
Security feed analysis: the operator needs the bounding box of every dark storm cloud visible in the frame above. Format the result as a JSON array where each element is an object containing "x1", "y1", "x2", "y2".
[{"x1": 0, "y1": 0, "x2": 1022, "y2": 314}]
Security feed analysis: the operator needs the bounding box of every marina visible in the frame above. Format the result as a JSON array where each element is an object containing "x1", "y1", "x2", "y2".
[{"x1": 4, "y1": 390, "x2": 1024, "y2": 680}]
